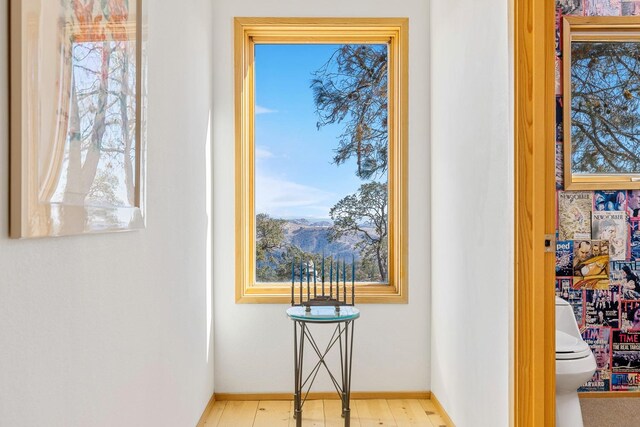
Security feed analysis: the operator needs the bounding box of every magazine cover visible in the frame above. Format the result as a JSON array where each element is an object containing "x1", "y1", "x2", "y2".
[
  {"x1": 611, "y1": 261, "x2": 640, "y2": 300},
  {"x1": 583, "y1": 327, "x2": 612, "y2": 371},
  {"x1": 612, "y1": 330, "x2": 640, "y2": 373},
  {"x1": 594, "y1": 190, "x2": 626, "y2": 212},
  {"x1": 556, "y1": 241, "x2": 573, "y2": 276},
  {"x1": 579, "y1": 371, "x2": 611, "y2": 392},
  {"x1": 555, "y1": 142, "x2": 564, "y2": 190},
  {"x1": 612, "y1": 372, "x2": 640, "y2": 391},
  {"x1": 585, "y1": 288, "x2": 620, "y2": 328},
  {"x1": 623, "y1": 1, "x2": 640, "y2": 15},
  {"x1": 592, "y1": 211, "x2": 628, "y2": 261},
  {"x1": 583, "y1": 0, "x2": 622, "y2": 16},
  {"x1": 555, "y1": 7, "x2": 563, "y2": 58},
  {"x1": 556, "y1": 278, "x2": 584, "y2": 326},
  {"x1": 558, "y1": 191, "x2": 593, "y2": 240},
  {"x1": 621, "y1": 300, "x2": 640, "y2": 332},
  {"x1": 579, "y1": 327, "x2": 612, "y2": 391},
  {"x1": 573, "y1": 240, "x2": 610, "y2": 289},
  {"x1": 631, "y1": 220, "x2": 640, "y2": 260},
  {"x1": 555, "y1": 57, "x2": 562, "y2": 96},
  {"x1": 628, "y1": 190, "x2": 640, "y2": 219},
  {"x1": 557, "y1": 0, "x2": 582, "y2": 15},
  {"x1": 556, "y1": 96, "x2": 563, "y2": 142}
]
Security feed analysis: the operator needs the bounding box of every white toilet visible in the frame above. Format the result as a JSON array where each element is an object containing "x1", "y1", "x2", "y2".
[{"x1": 555, "y1": 297, "x2": 596, "y2": 427}]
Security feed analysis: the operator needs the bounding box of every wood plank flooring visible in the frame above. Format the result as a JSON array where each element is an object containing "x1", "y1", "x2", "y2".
[{"x1": 204, "y1": 399, "x2": 448, "y2": 427}]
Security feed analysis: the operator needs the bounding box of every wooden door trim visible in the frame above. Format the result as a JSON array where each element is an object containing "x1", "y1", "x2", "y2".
[{"x1": 514, "y1": 0, "x2": 556, "y2": 425}]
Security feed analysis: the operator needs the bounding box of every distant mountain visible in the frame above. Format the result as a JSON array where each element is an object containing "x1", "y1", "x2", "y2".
[
  {"x1": 287, "y1": 218, "x2": 333, "y2": 227},
  {"x1": 310, "y1": 220, "x2": 332, "y2": 227},
  {"x1": 281, "y1": 219, "x2": 367, "y2": 259}
]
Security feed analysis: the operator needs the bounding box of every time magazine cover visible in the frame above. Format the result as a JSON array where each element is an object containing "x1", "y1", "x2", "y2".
[
  {"x1": 579, "y1": 327, "x2": 611, "y2": 392},
  {"x1": 585, "y1": 288, "x2": 619, "y2": 328},
  {"x1": 612, "y1": 329, "x2": 640, "y2": 374},
  {"x1": 612, "y1": 372, "x2": 640, "y2": 391}
]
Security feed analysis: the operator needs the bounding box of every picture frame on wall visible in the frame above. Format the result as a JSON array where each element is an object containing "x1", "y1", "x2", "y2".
[{"x1": 9, "y1": 0, "x2": 147, "y2": 238}]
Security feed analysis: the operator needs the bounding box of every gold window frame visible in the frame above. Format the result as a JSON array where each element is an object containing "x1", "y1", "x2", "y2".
[
  {"x1": 563, "y1": 16, "x2": 640, "y2": 190},
  {"x1": 234, "y1": 17, "x2": 408, "y2": 303}
]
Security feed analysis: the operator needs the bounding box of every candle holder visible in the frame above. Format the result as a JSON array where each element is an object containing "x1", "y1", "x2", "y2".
[{"x1": 290, "y1": 255, "x2": 356, "y2": 313}]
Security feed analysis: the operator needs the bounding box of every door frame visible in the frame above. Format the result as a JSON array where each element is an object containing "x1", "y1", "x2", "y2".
[{"x1": 514, "y1": 0, "x2": 556, "y2": 426}]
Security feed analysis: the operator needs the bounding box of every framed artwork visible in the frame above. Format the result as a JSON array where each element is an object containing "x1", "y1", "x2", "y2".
[{"x1": 10, "y1": 0, "x2": 146, "y2": 238}]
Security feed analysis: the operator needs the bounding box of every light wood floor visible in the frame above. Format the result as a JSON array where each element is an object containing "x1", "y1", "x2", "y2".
[{"x1": 204, "y1": 399, "x2": 448, "y2": 427}]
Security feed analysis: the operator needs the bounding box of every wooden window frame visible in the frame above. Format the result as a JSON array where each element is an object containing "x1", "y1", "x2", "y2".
[
  {"x1": 562, "y1": 16, "x2": 640, "y2": 190},
  {"x1": 234, "y1": 17, "x2": 408, "y2": 304}
]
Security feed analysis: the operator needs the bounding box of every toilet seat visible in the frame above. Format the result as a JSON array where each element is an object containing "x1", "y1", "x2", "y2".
[{"x1": 556, "y1": 330, "x2": 592, "y2": 360}]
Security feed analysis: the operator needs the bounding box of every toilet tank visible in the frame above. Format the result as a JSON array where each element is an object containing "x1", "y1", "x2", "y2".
[{"x1": 556, "y1": 297, "x2": 582, "y2": 339}]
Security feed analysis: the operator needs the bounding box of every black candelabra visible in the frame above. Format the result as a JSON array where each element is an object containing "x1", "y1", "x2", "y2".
[{"x1": 290, "y1": 255, "x2": 356, "y2": 312}]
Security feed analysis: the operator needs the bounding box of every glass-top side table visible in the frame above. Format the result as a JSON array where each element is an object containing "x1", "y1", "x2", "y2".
[{"x1": 286, "y1": 306, "x2": 360, "y2": 427}]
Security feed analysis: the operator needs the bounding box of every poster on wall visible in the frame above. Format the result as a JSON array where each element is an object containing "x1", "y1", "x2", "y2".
[
  {"x1": 555, "y1": 8, "x2": 563, "y2": 57},
  {"x1": 556, "y1": 143, "x2": 564, "y2": 190},
  {"x1": 579, "y1": 372, "x2": 611, "y2": 392},
  {"x1": 621, "y1": 300, "x2": 640, "y2": 331},
  {"x1": 583, "y1": 0, "x2": 622, "y2": 16},
  {"x1": 628, "y1": 190, "x2": 640, "y2": 219},
  {"x1": 585, "y1": 288, "x2": 619, "y2": 327},
  {"x1": 611, "y1": 261, "x2": 640, "y2": 299},
  {"x1": 556, "y1": 96, "x2": 564, "y2": 142},
  {"x1": 612, "y1": 372, "x2": 640, "y2": 391},
  {"x1": 573, "y1": 239, "x2": 610, "y2": 289},
  {"x1": 594, "y1": 190, "x2": 626, "y2": 211},
  {"x1": 622, "y1": 1, "x2": 640, "y2": 15},
  {"x1": 556, "y1": 278, "x2": 584, "y2": 325},
  {"x1": 556, "y1": 241, "x2": 574, "y2": 276},
  {"x1": 555, "y1": 58, "x2": 563, "y2": 95},
  {"x1": 584, "y1": 327, "x2": 612, "y2": 371},
  {"x1": 558, "y1": 0, "x2": 584, "y2": 15},
  {"x1": 592, "y1": 211, "x2": 627, "y2": 261},
  {"x1": 9, "y1": 0, "x2": 147, "y2": 238},
  {"x1": 559, "y1": 191, "x2": 593, "y2": 240},
  {"x1": 579, "y1": 327, "x2": 612, "y2": 391},
  {"x1": 630, "y1": 221, "x2": 640, "y2": 260},
  {"x1": 612, "y1": 330, "x2": 640, "y2": 372}
]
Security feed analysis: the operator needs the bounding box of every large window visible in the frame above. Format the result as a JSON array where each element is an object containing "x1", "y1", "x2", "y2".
[{"x1": 235, "y1": 18, "x2": 408, "y2": 303}]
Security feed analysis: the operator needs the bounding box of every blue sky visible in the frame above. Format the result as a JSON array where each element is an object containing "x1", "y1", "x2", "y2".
[{"x1": 254, "y1": 44, "x2": 386, "y2": 220}]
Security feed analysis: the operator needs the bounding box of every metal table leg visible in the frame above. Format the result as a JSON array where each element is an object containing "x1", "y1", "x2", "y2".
[
  {"x1": 293, "y1": 321, "x2": 304, "y2": 426},
  {"x1": 341, "y1": 320, "x2": 354, "y2": 426},
  {"x1": 293, "y1": 319, "x2": 355, "y2": 426}
]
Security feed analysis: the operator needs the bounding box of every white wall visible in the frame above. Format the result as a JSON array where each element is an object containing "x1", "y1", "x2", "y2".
[
  {"x1": 0, "y1": 1, "x2": 214, "y2": 426},
  {"x1": 430, "y1": 1, "x2": 513, "y2": 426},
  {"x1": 212, "y1": 0, "x2": 431, "y2": 393}
]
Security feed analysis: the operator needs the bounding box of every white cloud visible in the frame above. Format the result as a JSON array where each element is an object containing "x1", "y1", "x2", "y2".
[
  {"x1": 255, "y1": 105, "x2": 278, "y2": 115},
  {"x1": 256, "y1": 174, "x2": 335, "y2": 218},
  {"x1": 255, "y1": 147, "x2": 274, "y2": 159}
]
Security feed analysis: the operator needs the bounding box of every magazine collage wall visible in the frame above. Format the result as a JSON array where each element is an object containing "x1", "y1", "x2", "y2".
[{"x1": 556, "y1": 0, "x2": 640, "y2": 392}]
